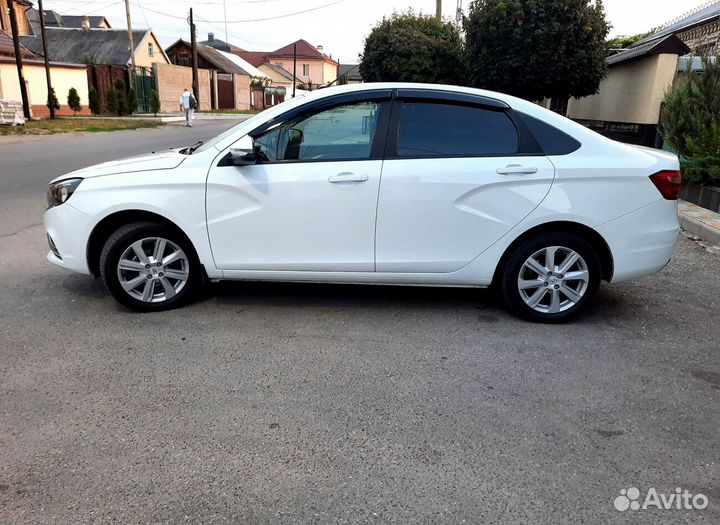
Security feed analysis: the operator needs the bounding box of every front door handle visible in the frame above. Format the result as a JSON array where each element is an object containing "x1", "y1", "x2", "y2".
[
  {"x1": 328, "y1": 172, "x2": 369, "y2": 183},
  {"x1": 496, "y1": 165, "x2": 538, "y2": 175}
]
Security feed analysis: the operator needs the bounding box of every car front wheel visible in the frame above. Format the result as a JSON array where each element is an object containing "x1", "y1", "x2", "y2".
[
  {"x1": 99, "y1": 222, "x2": 201, "y2": 312},
  {"x1": 499, "y1": 232, "x2": 601, "y2": 323}
]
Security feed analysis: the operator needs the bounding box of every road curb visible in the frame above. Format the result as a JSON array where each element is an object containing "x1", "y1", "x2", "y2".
[{"x1": 678, "y1": 200, "x2": 720, "y2": 246}]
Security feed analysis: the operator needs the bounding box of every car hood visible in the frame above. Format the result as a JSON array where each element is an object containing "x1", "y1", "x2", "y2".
[{"x1": 51, "y1": 150, "x2": 187, "y2": 183}]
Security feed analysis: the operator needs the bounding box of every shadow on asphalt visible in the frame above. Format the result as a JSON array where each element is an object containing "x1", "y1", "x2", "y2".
[{"x1": 60, "y1": 272, "x2": 638, "y2": 322}]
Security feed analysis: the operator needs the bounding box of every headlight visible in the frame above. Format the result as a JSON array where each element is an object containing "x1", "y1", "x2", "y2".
[{"x1": 47, "y1": 178, "x2": 83, "y2": 208}]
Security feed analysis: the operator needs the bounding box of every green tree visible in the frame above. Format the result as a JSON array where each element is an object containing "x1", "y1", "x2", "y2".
[
  {"x1": 114, "y1": 78, "x2": 127, "y2": 115},
  {"x1": 150, "y1": 89, "x2": 161, "y2": 116},
  {"x1": 67, "y1": 87, "x2": 81, "y2": 115},
  {"x1": 662, "y1": 56, "x2": 720, "y2": 185},
  {"x1": 360, "y1": 10, "x2": 464, "y2": 84},
  {"x1": 47, "y1": 87, "x2": 60, "y2": 113},
  {"x1": 106, "y1": 90, "x2": 119, "y2": 115},
  {"x1": 88, "y1": 87, "x2": 101, "y2": 115},
  {"x1": 607, "y1": 30, "x2": 655, "y2": 51},
  {"x1": 464, "y1": 0, "x2": 610, "y2": 103},
  {"x1": 127, "y1": 88, "x2": 137, "y2": 115}
]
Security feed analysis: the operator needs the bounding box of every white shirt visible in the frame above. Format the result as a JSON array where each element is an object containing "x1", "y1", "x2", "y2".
[{"x1": 180, "y1": 92, "x2": 193, "y2": 110}]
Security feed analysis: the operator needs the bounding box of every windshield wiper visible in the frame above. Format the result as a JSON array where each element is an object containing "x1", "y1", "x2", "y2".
[{"x1": 186, "y1": 141, "x2": 203, "y2": 155}]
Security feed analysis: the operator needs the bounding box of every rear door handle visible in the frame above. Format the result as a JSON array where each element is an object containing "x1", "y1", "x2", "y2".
[
  {"x1": 496, "y1": 165, "x2": 538, "y2": 175},
  {"x1": 328, "y1": 172, "x2": 368, "y2": 183}
]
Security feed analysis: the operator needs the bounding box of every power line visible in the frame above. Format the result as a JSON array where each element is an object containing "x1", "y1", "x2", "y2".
[{"x1": 140, "y1": 0, "x2": 346, "y2": 24}]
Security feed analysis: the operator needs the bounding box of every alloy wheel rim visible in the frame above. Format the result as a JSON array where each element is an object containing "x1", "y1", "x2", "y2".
[
  {"x1": 517, "y1": 246, "x2": 589, "y2": 314},
  {"x1": 117, "y1": 237, "x2": 189, "y2": 303}
]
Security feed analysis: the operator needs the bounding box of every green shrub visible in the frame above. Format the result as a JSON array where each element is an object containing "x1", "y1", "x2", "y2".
[
  {"x1": 127, "y1": 88, "x2": 137, "y2": 115},
  {"x1": 360, "y1": 10, "x2": 464, "y2": 84},
  {"x1": 47, "y1": 88, "x2": 60, "y2": 112},
  {"x1": 88, "y1": 87, "x2": 100, "y2": 115},
  {"x1": 150, "y1": 89, "x2": 161, "y2": 115},
  {"x1": 106, "y1": 90, "x2": 119, "y2": 115},
  {"x1": 662, "y1": 56, "x2": 720, "y2": 186},
  {"x1": 67, "y1": 87, "x2": 81, "y2": 115}
]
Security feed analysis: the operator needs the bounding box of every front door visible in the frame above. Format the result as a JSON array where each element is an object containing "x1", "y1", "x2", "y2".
[
  {"x1": 206, "y1": 97, "x2": 390, "y2": 272},
  {"x1": 376, "y1": 96, "x2": 556, "y2": 273}
]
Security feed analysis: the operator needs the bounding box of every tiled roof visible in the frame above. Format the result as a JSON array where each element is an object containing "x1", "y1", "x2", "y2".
[
  {"x1": 607, "y1": 34, "x2": 690, "y2": 66},
  {"x1": 269, "y1": 39, "x2": 337, "y2": 63},
  {"x1": 20, "y1": 28, "x2": 148, "y2": 65},
  {"x1": 0, "y1": 30, "x2": 35, "y2": 58},
  {"x1": 233, "y1": 39, "x2": 338, "y2": 67},
  {"x1": 633, "y1": 1, "x2": 720, "y2": 47}
]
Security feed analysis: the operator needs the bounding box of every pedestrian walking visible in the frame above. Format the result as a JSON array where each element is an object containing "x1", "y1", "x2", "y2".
[{"x1": 180, "y1": 88, "x2": 197, "y2": 127}]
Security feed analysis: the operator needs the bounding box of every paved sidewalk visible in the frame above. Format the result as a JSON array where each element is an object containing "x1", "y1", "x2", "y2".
[{"x1": 679, "y1": 200, "x2": 720, "y2": 246}]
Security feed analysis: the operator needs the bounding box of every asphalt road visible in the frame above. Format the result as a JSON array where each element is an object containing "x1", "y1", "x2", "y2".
[{"x1": 1, "y1": 121, "x2": 719, "y2": 524}]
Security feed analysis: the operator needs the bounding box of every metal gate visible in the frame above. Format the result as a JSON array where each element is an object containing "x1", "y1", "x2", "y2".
[
  {"x1": 217, "y1": 73, "x2": 234, "y2": 109},
  {"x1": 132, "y1": 67, "x2": 156, "y2": 114}
]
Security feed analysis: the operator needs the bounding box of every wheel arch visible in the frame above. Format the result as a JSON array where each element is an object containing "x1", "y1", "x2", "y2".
[
  {"x1": 86, "y1": 210, "x2": 199, "y2": 277},
  {"x1": 492, "y1": 221, "x2": 614, "y2": 285}
]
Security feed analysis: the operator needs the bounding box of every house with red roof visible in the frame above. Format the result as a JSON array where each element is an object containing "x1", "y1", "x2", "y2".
[{"x1": 233, "y1": 38, "x2": 339, "y2": 89}]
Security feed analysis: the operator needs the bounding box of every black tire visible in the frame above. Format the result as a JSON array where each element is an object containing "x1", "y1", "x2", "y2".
[
  {"x1": 499, "y1": 232, "x2": 602, "y2": 323},
  {"x1": 99, "y1": 222, "x2": 202, "y2": 312}
]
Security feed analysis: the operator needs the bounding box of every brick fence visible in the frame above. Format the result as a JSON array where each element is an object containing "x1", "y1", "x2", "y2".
[{"x1": 153, "y1": 63, "x2": 211, "y2": 113}]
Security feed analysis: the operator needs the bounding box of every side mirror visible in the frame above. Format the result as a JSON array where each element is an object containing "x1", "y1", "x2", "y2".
[{"x1": 228, "y1": 135, "x2": 256, "y2": 166}]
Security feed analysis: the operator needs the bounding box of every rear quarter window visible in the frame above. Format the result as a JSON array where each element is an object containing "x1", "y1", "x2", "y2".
[{"x1": 517, "y1": 112, "x2": 581, "y2": 155}]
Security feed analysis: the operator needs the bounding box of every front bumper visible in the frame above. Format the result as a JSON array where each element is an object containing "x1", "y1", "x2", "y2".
[
  {"x1": 598, "y1": 198, "x2": 679, "y2": 283},
  {"x1": 44, "y1": 203, "x2": 97, "y2": 275}
]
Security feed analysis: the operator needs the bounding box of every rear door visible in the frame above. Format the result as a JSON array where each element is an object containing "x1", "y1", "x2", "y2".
[{"x1": 375, "y1": 90, "x2": 556, "y2": 273}]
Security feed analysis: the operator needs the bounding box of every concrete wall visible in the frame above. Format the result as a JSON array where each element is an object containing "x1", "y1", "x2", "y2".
[
  {"x1": 0, "y1": 60, "x2": 90, "y2": 117},
  {"x1": 567, "y1": 53, "x2": 679, "y2": 125},
  {"x1": 322, "y1": 60, "x2": 338, "y2": 85},
  {"x1": 153, "y1": 63, "x2": 210, "y2": 112}
]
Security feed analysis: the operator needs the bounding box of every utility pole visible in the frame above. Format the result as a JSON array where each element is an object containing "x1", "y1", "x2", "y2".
[
  {"x1": 190, "y1": 8, "x2": 199, "y2": 103},
  {"x1": 292, "y1": 43, "x2": 297, "y2": 98},
  {"x1": 223, "y1": 0, "x2": 229, "y2": 44},
  {"x1": 37, "y1": 0, "x2": 55, "y2": 119},
  {"x1": 436, "y1": 0, "x2": 442, "y2": 20},
  {"x1": 7, "y1": 0, "x2": 31, "y2": 119},
  {"x1": 124, "y1": 0, "x2": 136, "y2": 69}
]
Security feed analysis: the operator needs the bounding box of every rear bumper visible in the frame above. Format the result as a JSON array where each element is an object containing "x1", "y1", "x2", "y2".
[
  {"x1": 598, "y1": 199, "x2": 679, "y2": 283},
  {"x1": 44, "y1": 203, "x2": 96, "y2": 275}
]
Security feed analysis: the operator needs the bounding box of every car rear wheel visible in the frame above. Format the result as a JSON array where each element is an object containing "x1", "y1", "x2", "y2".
[
  {"x1": 499, "y1": 232, "x2": 601, "y2": 323},
  {"x1": 99, "y1": 222, "x2": 201, "y2": 312}
]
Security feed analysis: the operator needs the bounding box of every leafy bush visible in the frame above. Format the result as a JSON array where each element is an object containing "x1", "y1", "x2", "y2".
[
  {"x1": 360, "y1": 10, "x2": 464, "y2": 84},
  {"x1": 127, "y1": 88, "x2": 137, "y2": 115},
  {"x1": 150, "y1": 89, "x2": 161, "y2": 115},
  {"x1": 47, "y1": 88, "x2": 60, "y2": 112},
  {"x1": 88, "y1": 87, "x2": 100, "y2": 115},
  {"x1": 114, "y1": 78, "x2": 127, "y2": 115},
  {"x1": 67, "y1": 87, "x2": 81, "y2": 115},
  {"x1": 464, "y1": 0, "x2": 609, "y2": 102},
  {"x1": 106, "y1": 90, "x2": 119, "y2": 115},
  {"x1": 662, "y1": 56, "x2": 720, "y2": 185}
]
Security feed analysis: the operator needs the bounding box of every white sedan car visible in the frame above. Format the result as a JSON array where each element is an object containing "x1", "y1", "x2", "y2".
[{"x1": 44, "y1": 83, "x2": 681, "y2": 322}]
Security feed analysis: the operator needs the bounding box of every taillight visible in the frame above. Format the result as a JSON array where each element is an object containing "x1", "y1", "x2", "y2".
[{"x1": 649, "y1": 170, "x2": 682, "y2": 200}]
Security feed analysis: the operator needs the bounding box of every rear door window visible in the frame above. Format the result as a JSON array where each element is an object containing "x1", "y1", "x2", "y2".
[{"x1": 397, "y1": 102, "x2": 518, "y2": 157}]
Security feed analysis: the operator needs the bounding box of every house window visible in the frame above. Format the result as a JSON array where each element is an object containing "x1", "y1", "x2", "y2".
[
  {"x1": 176, "y1": 51, "x2": 190, "y2": 66},
  {"x1": 302, "y1": 64, "x2": 310, "y2": 76},
  {"x1": 148, "y1": 42, "x2": 154, "y2": 57}
]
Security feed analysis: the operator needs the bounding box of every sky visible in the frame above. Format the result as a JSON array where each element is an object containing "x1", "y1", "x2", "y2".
[{"x1": 37, "y1": 0, "x2": 712, "y2": 63}]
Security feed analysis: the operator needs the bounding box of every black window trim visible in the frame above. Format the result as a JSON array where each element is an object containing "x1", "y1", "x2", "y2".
[{"x1": 385, "y1": 93, "x2": 544, "y2": 160}]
